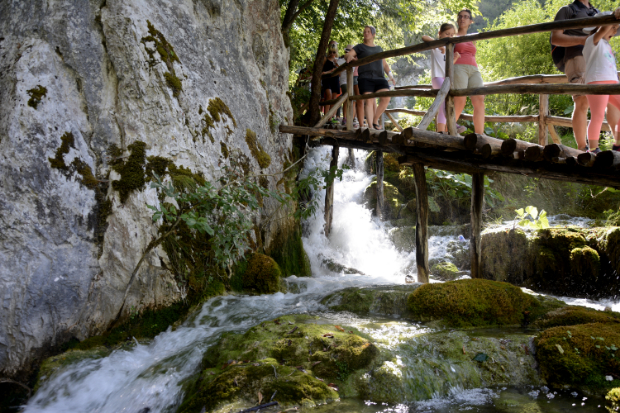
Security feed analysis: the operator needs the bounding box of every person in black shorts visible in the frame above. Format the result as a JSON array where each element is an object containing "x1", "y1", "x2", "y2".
[
  {"x1": 345, "y1": 25, "x2": 396, "y2": 129},
  {"x1": 321, "y1": 49, "x2": 341, "y2": 119}
]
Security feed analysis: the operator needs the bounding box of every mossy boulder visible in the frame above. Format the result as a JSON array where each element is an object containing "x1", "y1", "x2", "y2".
[
  {"x1": 536, "y1": 322, "x2": 620, "y2": 389},
  {"x1": 363, "y1": 180, "x2": 413, "y2": 223},
  {"x1": 534, "y1": 306, "x2": 620, "y2": 329},
  {"x1": 180, "y1": 315, "x2": 377, "y2": 411},
  {"x1": 356, "y1": 329, "x2": 540, "y2": 403},
  {"x1": 481, "y1": 227, "x2": 620, "y2": 298},
  {"x1": 35, "y1": 347, "x2": 112, "y2": 391},
  {"x1": 321, "y1": 285, "x2": 421, "y2": 317},
  {"x1": 241, "y1": 253, "x2": 282, "y2": 294},
  {"x1": 407, "y1": 279, "x2": 549, "y2": 328},
  {"x1": 431, "y1": 261, "x2": 460, "y2": 280}
]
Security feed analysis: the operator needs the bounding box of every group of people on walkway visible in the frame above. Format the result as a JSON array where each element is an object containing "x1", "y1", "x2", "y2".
[{"x1": 319, "y1": 1, "x2": 620, "y2": 152}]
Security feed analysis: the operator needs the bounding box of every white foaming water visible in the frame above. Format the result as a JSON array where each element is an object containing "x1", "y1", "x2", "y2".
[{"x1": 301, "y1": 147, "x2": 414, "y2": 283}]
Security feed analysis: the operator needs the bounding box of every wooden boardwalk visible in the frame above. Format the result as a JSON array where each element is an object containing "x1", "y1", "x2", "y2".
[{"x1": 282, "y1": 13, "x2": 620, "y2": 283}]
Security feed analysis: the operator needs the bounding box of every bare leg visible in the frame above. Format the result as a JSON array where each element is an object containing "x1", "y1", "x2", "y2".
[
  {"x1": 437, "y1": 123, "x2": 446, "y2": 132},
  {"x1": 454, "y1": 96, "x2": 467, "y2": 122},
  {"x1": 374, "y1": 91, "x2": 391, "y2": 128},
  {"x1": 471, "y1": 95, "x2": 485, "y2": 134},
  {"x1": 607, "y1": 103, "x2": 620, "y2": 145},
  {"x1": 364, "y1": 93, "x2": 376, "y2": 128},
  {"x1": 573, "y1": 95, "x2": 589, "y2": 150}
]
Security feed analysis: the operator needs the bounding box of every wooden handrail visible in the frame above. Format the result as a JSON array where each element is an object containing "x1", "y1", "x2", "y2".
[
  {"x1": 451, "y1": 83, "x2": 620, "y2": 97},
  {"x1": 331, "y1": 14, "x2": 620, "y2": 78}
]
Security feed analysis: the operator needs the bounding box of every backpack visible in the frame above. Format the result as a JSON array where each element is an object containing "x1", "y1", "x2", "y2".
[{"x1": 550, "y1": 3, "x2": 597, "y2": 72}]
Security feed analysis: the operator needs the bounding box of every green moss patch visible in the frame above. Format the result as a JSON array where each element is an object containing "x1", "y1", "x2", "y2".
[
  {"x1": 245, "y1": 129, "x2": 271, "y2": 169},
  {"x1": 407, "y1": 279, "x2": 539, "y2": 328},
  {"x1": 111, "y1": 141, "x2": 146, "y2": 203},
  {"x1": 536, "y1": 322, "x2": 620, "y2": 388},
  {"x1": 180, "y1": 315, "x2": 375, "y2": 411},
  {"x1": 208, "y1": 97, "x2": 236, "y2": 127},
  {"x1": 27, "y1": 85, "x2": 47, "y2": 109},
  {"x1": 141, "y1": 20, "x2": 182, "y2": 98},
  {"x1": 266, "y1": 224, "x2": 311, "y2": 278},
  {"x1": 431, "y1": 261, "x2": 460, "y2": 281},
  {"x1": 48, "y1": 132, "x2": 74, "y2": 169},
  {"x1": 242, "y1": 253, "x2": 282, "y2": 294},
  {"x1": 220, "y1": 142, "x2": 229, "y2": 159},
  {"x1": 534, "y1": 306, "x2": 620, "y2": 329}
]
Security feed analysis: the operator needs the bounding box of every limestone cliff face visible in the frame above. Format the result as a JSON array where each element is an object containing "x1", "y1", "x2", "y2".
[{"x1": 0, "y1": 0, "x2": 294, "y2": 377}]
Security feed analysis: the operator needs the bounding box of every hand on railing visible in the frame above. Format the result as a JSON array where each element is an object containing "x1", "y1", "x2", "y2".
[{"x1": 454, "y1": 52, "x2": 461, "y2": 64}]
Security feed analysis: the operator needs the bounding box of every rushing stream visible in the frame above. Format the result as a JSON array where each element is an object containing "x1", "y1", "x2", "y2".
[{"x1": 22, "y1": 147, "x2": 616, "y2": 412}]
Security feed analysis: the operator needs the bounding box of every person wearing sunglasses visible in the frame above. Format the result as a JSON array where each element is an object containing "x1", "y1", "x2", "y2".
[
  {"x1": 321, "y1": 48, "x2": 341, "y2": 121},
  {"x1": 345, "y1": 26, "x2": 396, "y2": 130},
  {"x1": 453, "y1": 9, "x2": 485, "y2": 135}
]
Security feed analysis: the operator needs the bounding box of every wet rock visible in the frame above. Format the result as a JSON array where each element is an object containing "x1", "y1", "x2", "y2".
[
  {"x1": 481, "y1": 227, "x2": 620, "y2": 298},
  {"x1": 533, "y1": 306, "x2": 620, "y2": 329},
  {"x1": 536, "y1": 322, "x2": 620, "y2": 390},
  {"x1": 430, "y1": 261, "x2": 461, "y2": 281},
  {"x1": 241, "y1": 253, "x2": 282, "y2": 294},
  {"x1": 363, "y1": 180, "x2": 413, "y2": 224},
  {"x1": 179, "y1": 315, "x2": 374, "y2": 412},
  {"x1": 321, "y1": 285, "x2": 422, "y2": 317},
  {"x1": 406, "y1": 279, "x2": 564, "y2": 328},
  {"x1": 357, "y1": 329, "x2": 540, "y2": 403},
  {"x1": 318, "y1": 254, "x2": 366, "y2": 275}
]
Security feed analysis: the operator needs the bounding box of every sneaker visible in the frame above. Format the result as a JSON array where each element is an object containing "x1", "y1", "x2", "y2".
[
  {"x1": 613, "y1": 145, "x2": 620, "y2": 151},
  {"x1": 456, "y1": 125, "x2": 467, "y2": 134},
  {"x1": 589, "y1": 147, "x2": 602, "y2": 155},
  {"x1": 329, "y1": 118, "x2": 340, "y2": 125},
  {"x1": 353, "y1": 120, "x2": 360, "y2": 128},
  {"x1": 341, "y1": 118, "x2": 347, "y2": 126}
]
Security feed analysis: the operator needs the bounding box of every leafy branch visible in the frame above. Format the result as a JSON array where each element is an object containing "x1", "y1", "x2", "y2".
[{"x1": 514, "y1": 206, "x2": 549, "y2": 229}]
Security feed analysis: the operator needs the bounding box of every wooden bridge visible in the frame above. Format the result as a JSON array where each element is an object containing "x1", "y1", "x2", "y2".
[{"x1": 280, "y1": 14, "x2": 620, "y2": 284}]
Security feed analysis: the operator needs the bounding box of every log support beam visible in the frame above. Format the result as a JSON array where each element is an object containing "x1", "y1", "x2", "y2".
[
  {"x1": 413, "y1": 163, "x2": 430, "y2": 283},
  {"x1": 376, "y1": 151, "x2": 385, "y2": 220},
  {"x1": 445, "y1": 44, "x2": 457, "y2": 136},
  {"x1": 470, "y1": 173, "x2": 484, "y2": 279},
  {"x1": 539, "y1": 94, "x2": 549, "y2": 146},
  {"x1": 324, "y1": 145, "x2": 339, "y2": 237}
]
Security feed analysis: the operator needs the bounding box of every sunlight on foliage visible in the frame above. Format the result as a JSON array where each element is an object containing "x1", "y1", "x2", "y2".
[{"x1": 514, "y1": 205, "x2": 550, "y2": 229}]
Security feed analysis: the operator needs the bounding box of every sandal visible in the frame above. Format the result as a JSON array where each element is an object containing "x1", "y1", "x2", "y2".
[{"x1": 372, "y1": 123, "x2": 382, "y2": 130}]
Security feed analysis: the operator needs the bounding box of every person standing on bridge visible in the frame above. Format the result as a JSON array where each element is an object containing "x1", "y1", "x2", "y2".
[
  {"x1": 345, "y1": 25, "x2": 396, "y2": 130},
  {"x1": 422, "y1": 23, "x2": 461, "y2": 133},
  {"x1": 453, "y1": 9, "x2": 486, "y2": 135},
  {"x1": 583, "y1": 21, "x2": 620, "y2": 152},
  {"x1": 551, "y1": 2, "x2": 620, "y2": 151}
]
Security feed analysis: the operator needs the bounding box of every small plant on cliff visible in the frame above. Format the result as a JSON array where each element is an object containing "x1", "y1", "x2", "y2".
[
  {"x1": 514, "y1": 206, "x2": 549, "y2": 229},
  {"x1": 148, "y1": 160, "x2": 287, "y2": 271}
]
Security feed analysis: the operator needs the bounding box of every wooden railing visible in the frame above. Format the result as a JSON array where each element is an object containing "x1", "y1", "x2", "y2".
[{"x1": 314, "y1": 14, "x2": 620, "y2": 145}]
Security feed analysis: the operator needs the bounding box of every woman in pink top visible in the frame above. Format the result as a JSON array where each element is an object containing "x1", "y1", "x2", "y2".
[{"x1": 454, "y1": 9, "x2": 485, "y2": 135}]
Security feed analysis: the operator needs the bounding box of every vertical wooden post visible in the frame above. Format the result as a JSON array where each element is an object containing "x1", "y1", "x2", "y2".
[
  {"x1": 413, "y1": 163, "x2": 430, "y2": 283},
  {"x1": 347, "y1": 68, "x2": 354, "y2": 130},
  {"x1": 347, "y1": 148, "x2": 355, "y2": 168},
  {"x1": 324, "y1": 145, "x2": 339, "y2": 237},
  {"x1": 376, "y1": 151, "x2": 384, "y2": 220},
  {"x1": 445, "y1": 43, "x2": 457, "y2": 136},
  {"x1": 539, "y1": 94, "x2": 549, "y2": 146},
  {"x1": 470, "y1": 172, "x2": 484, "y2": 278}
]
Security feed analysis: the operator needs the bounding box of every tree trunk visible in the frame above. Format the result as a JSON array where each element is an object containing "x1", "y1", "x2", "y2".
[
  {"x1": 306, "y1": 0, "x2": 340, "y2": 126},
  {"x1": 281, "y1": 0, "x2": 316, "y2": 47}
]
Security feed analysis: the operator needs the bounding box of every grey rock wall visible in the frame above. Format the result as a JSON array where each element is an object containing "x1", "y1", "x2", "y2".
[{"x1": 0, "y1": 0, "x2": 294, "y2": 377}]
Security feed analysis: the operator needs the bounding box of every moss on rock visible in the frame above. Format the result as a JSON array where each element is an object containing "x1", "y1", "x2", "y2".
[
  {"x1": 48, "y1": 132, "x2": 74, "y2": 169},
  {"x1": 245, "y1": 129, "x2": 271, "y2": 169},
  {"x1": 431, "y1": 261, "x2": 460, "y2": 281},
  {"x1": 27, "y1": 85, "x2": 47, "y2": 109},
  {"x1": 266, "y1": 224, "x2": 311, "y2": 278},
  {"x1": 407, "y1": 279, "x2": 540, "y2": 328},
  {"x1": 242, "y1": 253, "x2": 282, "y2": 294},
  {"x1": 321, "y1": 285, "x2": 421, "y2": 317},
  {"x1": 534, "y1": 306, "x2": 620, "y2": 329},
  {"x1": 141, "y1": 20, "x2": 182, "y2": 98},
  {"x1": 536, "y1": 322, "x2": 620, "y2": 389},
  {"x1": 181, "y1": 315, "x2": 375, "y2": 411},
  {"x1": 208, "y1": 97, "x2": 237, "y2": 127},
  {"x1": 111, "y1": 141, "x2": 146, "y2": 203}
]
